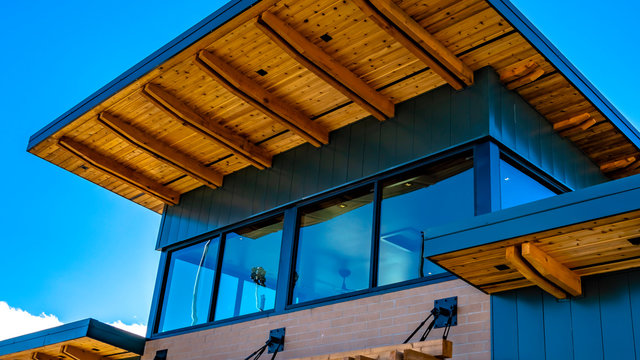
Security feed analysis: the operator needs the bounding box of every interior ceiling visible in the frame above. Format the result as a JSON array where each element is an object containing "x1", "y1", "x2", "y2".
[{"x1": 28, "y1": 0, "x2": 640, "y2": 213}]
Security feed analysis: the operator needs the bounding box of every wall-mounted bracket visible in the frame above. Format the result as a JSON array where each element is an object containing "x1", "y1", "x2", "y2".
[
  {"x1": 268, "y1": 327, "x2": 285, "y2": 353},
  {"x1": 434, "y1": 296, "x2": 457, "y2": 329}
]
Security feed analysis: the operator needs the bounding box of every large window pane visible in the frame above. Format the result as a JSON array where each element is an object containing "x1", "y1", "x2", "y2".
[
  {"x1": 292, "y1": 187, "x2": 374, "y2": 304},
  {"x1": 378, "y1": 155, "x2": 474, "y2": 286},
  {"x1": 158, "y1": 238, "x2": 219, "y2": 332},
  {"x1": 214, "y1": 216, "x2": 283, "y2": 320},
  {"x1": 500, "y1": 160, "x2": 557, "y2": 209}
]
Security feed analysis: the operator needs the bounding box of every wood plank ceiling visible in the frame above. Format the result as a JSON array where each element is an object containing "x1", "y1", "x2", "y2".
[
  {"x1": 28, "y1": 0, "x2": 640, "y2": 213},
  {"x1": 0, "y1": 337, "x2": 139, "y2": 360}
]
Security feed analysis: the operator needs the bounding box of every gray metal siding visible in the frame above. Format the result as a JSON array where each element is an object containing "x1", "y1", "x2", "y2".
[
  {"x1": 492, "y1": 269, "x2": 640, "y2": 360},
  {"x1": 156, "y1": 68, "x2": 605, "y2": 249},
  {"x1": 485, "y1": 69, "x2": 607, "y2": 190}
]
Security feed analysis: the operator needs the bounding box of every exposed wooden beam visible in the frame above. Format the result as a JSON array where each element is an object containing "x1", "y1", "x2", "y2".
[
  {"x1": 32, "y1": 352, "x2": 59, "y2": 360},
  {"x1": 600, "y1": 156, "x2": 637, "y2": 173},
  {"x1": 553, "y1": 113, "x2": 591, "y2": 131},
  {"x1": 355, "y1": 0, "x2": 473, "y2": 90},
  {"x1": 196, "y1": 50, "x2": 329, "y2": 147},
  {"x1": 354, "y1": 356, "x2": 376, "y2": 360},
  {"x1": 505, "y1": 245, "x2": 567, "y2": 299},
  {"x1": 505, "y1": 68, "x2": 545, "y2": 90},
  {"x1": 142, "y1": 83, "x2": 272, "y2": 169},
  {"x1": 403, "y1": 349, "x2": 438, "y2": 360},
  {"x1": 58, "y1": 136, "x2": 180, "y2": 205},
  {"x1": 61, "y1": 345, "x2": 104, "y2": 360},
  {"x1": 258, "y1": 11, "x2": 395, "y2": 119},
  {"x1": 255, "y1": 16, "x2": 389, "y2": 121},
  {"x1": 98, "y1": 112, "x2": 223, "y2": 188},
  {"x1": 500, "y1": 61, "x2": 539, "y2": 83},
  {"x1": 521, "y1": 243, "x2": 582, "y2": 296}
]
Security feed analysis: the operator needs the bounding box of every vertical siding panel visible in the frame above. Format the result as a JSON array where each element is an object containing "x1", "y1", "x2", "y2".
[
  {"x1": 551, "y1": 135, "x2": 566, "y2": 185},
  {"x1": 331, "y1": 124, "x2": 351, "y2": 187},
  {"x1": 347, "y1": 120, "x2": 366, "y2": 182},
  {"x1": 198, "y1": 185, "x2": 213, "y2": 235},
  {"x1": 542, "y1": 292, "x2": 574, "y2": 359},
  {"x1": 571, "y1": 277, "x2": 604, "y2": 359},
  {"x1": 276, "y1": 150, "x2": 295, "y2": 207},
  {"x1": 599, "y1": 273, "x2": 636, "y2": 359},
  {"x1": 539, "y1": 119, "x2": 554, "y2": 180},
  {"x1": 430, "y1": 87, "x2": 451, "y2": 153},
  {"x1": 186, "y1": 187, "x2": 204, "y2": 238},
  {"x1": 252, "y1": 166, "x2": 268, "y2": 215},
  {"x1": 516, "y1": 287, "x2": 546, "y2": 360},
  {"x1": 159, "y1": 208, "x2": 177, "y2": 248},
  {"x1": 264, "y1": 160, "x2": 281, "y2": 211},
  {"x1": 500, "y1": 93, "x2": 516, "y2": 149},
  {"x1": 303, "y1": 144, "x2": 321, "y2": 197},
  {"x1": 219, "y1": 172, "x2": 238, "y2": 226},
  {"x1": 451, "y1": 84, "x2": 470, "y2": 146},
  {"x1": 362, "y1": 118, "x2": 381, "y2": 177},
  {"x1": 629, "y1": 272, "x2": 640, "y2": 360},
  {"x1": 317, "y1": 132, "x2": 336, "y2": 193},
  {"x1": 290, "y1": 145, "x2": 307, "y2": 201},
  {"x1": 379, "y1": 115, "x2": 397, "y2": 171},
  {"x1": 167, "y1": 201, "x2": 185, "y2": 245},
  {"x1": 492, "y1": 293, "x2": 519, "y2": 360},
  {"x1": 395, "y1": 99, "x2": 415, "y2": 165},
  {"x1": 413, "y1": 88, "x2": 433, "y2": 157}
]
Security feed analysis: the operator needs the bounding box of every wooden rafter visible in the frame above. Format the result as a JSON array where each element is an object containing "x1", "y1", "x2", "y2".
[
  {"x1": 521, "y1": 243, "x2": 582, "y2": 296},
  {"x1": 98, "y1": 112, "x2": 223, "y2": 188},
  {"x1": 505, "y1": 245, "x2": 567, "y2": 299},
  {"x1": 58, "y1": 137, "x2": 180, "y2": 205},
  {"x1": 258, "y1": 11, "x2": 395, "y2": 120},
  {"x1": 600, "y1": 156, "x2": 637, "y2": 173},
  {"x1": 61, "y1": 345, "x2": 105, "y2": 360},
  {"x1": 195, "y1": 50, "x2": 329, "y2": 147},
  {"x1": 404, "y1": 349, "x2": 439, "y2": 360},
  {"x1": 353, "y1": 0, "x2": 473, "y2": 90},
  {"x1": 142, "y1": 83, "x2": 272, "y2": 169},
  {"x1": 255, "y1": 15, "x2": 390, "y2": 121},
  {"x1": 553, "y1": 113, "x2": 591, "y2": 131}
]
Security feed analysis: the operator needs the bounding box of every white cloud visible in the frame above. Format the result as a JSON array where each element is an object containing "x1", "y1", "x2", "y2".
[
  {"x1": 0, "y1": 301, "x2": 63, "y2": 341},
  {"x1": 0, "y1": 301, "x2": 147, "y2": 340},
  {"x1": 107, "y1": 320, "x2": 147, "y2": 337}
]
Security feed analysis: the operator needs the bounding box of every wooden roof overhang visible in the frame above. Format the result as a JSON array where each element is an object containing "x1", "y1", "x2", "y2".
[
  {"x1": 424, "y1": 174, "x2": 640, "y2": 299},
  {"x1": 27, "y1": 0, "x2": 640, "y2": 213},
  {"x1": 0, "y1": 319, "x2": 145, "y2": 360}
]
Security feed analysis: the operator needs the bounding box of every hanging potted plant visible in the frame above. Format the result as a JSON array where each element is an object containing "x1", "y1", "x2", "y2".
[{"x1": 251, "y1": 266, "x2": 267, "y2": 311}]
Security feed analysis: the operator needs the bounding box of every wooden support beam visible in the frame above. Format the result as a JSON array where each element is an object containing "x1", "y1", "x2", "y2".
[
  {"x1": 32, "y1": 352, "x2": 59, "y2": 360},
  {"x1": 98, "y1": 112, "x2": 223, "y2": 188},
  {"x1": 356, "y1": 0, "x2": 473, "y2": 89},
  {"x1": 404, "y1": 349, "x2": 438, "y2": 360},
  {"x1": 354, "y1": 356, "x2": 376, "y2": 360},
  {"x1": 505, "y1": 245, "x2": 567, "y2": 299},
  {"x1": 258, "y1": 11, "x2": 395, "y2": 119},
  {"x1": 195, "y1": 50, "x2": 329, "y2": 147},
  {"x1": 61, "y1": 345, "x2": 104, "y2": 360},
  {"x1": 142, "y1": 83, "x2": 272, "y2": 169},
  {"x1": 58, "y1": 136, "x2": 180, "y2": 205},
  {"x1": 553, "y1": 113, "x2": 591, "y2": 131},
  {"x1": 521, "y1": 243, "x2": 582, "y2": 296},
  {"x1": 505, "y1": 68, "x2": 545, "y2": 90},
  {"x1": 600, "y1": 156, "x2": 637, "y2": 173},
  {"x1": 255, "y1": 17, "x2": 389, "y2": 121},
  {"x1": 500, "y1": 61, "x2": 539, "y2": 83}
]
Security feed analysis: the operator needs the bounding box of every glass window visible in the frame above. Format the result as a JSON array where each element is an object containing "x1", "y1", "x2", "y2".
[
  {"x1": 214, "y1": 216, "x2": 284, "y2": 320},
  {"x1": 500, "y1": 160, "x2": 557, "y2": 209},
  {"x1": 292, "y1": 186, "x2": 375, "y2": 303},
  {"x1": 378, "y1": 155, "x2": 474, "y2": 286},
  {"x1": 158, "y1": 238, "x2": 219, "y2": 332}
]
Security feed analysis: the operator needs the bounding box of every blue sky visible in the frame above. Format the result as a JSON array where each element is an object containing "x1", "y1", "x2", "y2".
[{"x1": 0, "y1": 0, "x2": 638, "y2": 338}]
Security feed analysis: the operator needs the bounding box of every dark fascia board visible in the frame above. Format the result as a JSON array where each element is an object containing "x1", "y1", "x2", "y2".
[
  {"x1": 0, "y1": 318, "x2": 146, "y2": 357},
  {"x1": 424, "y1": 173, "x2": 640, "y2": 258},
  {"x1": 26, "y1": 0, "x2": 259, "y2": 152},
  {"x1": 26, "y1": 0, "x2": 640, "y2": 153},
  {"x1": 486, "y1": 0, "x2": 640, "y2": 148}
]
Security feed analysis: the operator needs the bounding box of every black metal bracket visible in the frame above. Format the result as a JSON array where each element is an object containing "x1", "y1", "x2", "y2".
[
  {"x1": 434, "y1": 296, "x2": 457, "y2": 329},
  {"x1": 267, "y1": 327, "x2": 285, "y2": 353}
]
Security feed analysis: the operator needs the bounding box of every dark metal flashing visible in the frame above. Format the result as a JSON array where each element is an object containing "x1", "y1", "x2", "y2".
[
  {"x1": 424, "y1": 173, "x2": 640, "y2": 258},
  {"x1": 27, "y1": 0, "x2": 640, "y2": 155},
  {"x1": 26, "y1": 0, "x2": 260, "y2": 151},
  {"x1": 486, "y1": 0, "x2": 640, "y2": 149},
  {"x1": 0, "y1": 318, "x2": 146, "y2": 357}
]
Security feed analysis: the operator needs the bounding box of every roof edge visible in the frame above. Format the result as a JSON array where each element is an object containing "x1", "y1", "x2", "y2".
[
  {"x1": 486, "y1": 0, "x2": 640, "y2": 149},
  {"x1": 26, "y1": 0, "x2": 260, "y2": 152}
]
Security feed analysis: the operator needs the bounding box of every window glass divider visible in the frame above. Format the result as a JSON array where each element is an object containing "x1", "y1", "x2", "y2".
[
  {"x1": 208, "y1": 233, "x2": 226, "y2": 322},
  {"x1": 275, "y1": 207, "x2": 298, "y2": 312},
  {"x1": 370, "y1": 181, "x2": 382, "y2": 288}
]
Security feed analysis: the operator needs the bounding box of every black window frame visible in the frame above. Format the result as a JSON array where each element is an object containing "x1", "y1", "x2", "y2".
[{"x1": 150, "y1": 138, "x2": 570, "y2": 337}]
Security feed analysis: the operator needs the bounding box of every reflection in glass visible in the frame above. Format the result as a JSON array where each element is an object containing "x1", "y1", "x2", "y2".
[
  {"x1": 214, "y1": 216, "x2": 284, "y2": 320},
  {"x1": 292, "y1": 187, "x2": 374, "y2": 303},
  {"x1": 378, "y1": 155, "x2": 474, "y2": 286},
  {"x1": 158, "y1": 238, "x2": 219, "y2": 332},
  {"x1": 500, "y1": 160, "x2": 556, "y2": 209}
]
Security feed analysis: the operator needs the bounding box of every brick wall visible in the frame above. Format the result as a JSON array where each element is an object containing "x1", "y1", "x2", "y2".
[{"x1": 142, "y1": 280, "x2": 490, "y2": 360}]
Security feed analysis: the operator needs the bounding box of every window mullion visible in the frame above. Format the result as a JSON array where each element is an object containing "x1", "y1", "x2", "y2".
[{"x1": 370, "y1": 181, "x2": 382, "y2": 288}]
